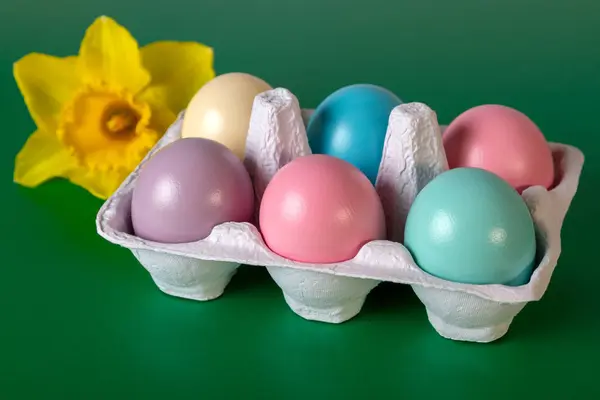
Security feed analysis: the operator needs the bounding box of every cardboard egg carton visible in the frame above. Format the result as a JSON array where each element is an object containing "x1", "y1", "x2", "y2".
[{"x1": 96, "y1": 88, "x2": 584, "y2": 343}]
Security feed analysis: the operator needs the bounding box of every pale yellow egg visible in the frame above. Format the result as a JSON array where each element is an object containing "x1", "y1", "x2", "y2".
[{"x1": 181, "y1": 72, "x2": 272, "y2": 160}]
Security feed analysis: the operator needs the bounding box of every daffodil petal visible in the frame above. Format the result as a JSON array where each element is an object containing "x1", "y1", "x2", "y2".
[
  {"x1": 14, "y1": 130, "x2": 78, "y2": 188},
  {"x1": 66, "y1": 167, "x2": 127, "y2": 200},
  {"x1": 137, "y1": 86, "x2": 178, "y2": 133},
  {"x1": 78, "y1": 16, "x2": 150, "y2": 93},
  {"x1": 13, "y1": 54, "x2": 80, "y2": 133},
  {"x1": 140, "y1": 41, "x2": 215, "y2": 114}
]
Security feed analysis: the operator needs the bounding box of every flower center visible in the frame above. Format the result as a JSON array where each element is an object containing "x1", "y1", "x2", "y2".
[
  {"x1": 58, "y1": 87, "x2": 157, "y2": 171},
  {"x1": 103, "y1": 106, "x2": 139, "y2": 139}
]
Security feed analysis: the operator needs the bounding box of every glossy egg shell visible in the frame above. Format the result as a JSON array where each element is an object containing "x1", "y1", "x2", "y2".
[
  {"x1": 131, "y1": 137, "x2": 255, "y2": 243},
  {"x1": 404, "y1": 167, "x2": 536, "y2": 286},
  {"x1": 259, "y1": 154, "x2": 386, "y2": 264},
  {"x1": 306, "y1": 84, "x2": 402, "y2": 184},
  {"x1": 443, "y1": 104, "x2": 555, "y2": 193},
  {"x1": 181, "y1": 72, "x2": 272, "y2": 160}
]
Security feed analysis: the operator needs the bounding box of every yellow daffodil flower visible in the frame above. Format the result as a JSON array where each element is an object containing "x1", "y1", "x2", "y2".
[{"x1": 13, "y1": 15, "x2": 215, "y2": 199}]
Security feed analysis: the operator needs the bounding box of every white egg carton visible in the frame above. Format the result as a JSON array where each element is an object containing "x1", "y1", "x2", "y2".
[{"x1": 96, "y1": 88, "x2": 584, "y2": 343}]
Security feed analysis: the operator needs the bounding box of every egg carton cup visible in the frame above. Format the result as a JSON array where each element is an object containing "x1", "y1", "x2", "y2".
[{"x1": 96, "y1": 88, "x2": 584, "y2": 343}]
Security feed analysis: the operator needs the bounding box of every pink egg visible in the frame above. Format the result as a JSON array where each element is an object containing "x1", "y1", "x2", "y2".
[
  {"x1": 259, "y1": 154, "x2": 386, "y2": 264},
  {"x1": 443, "y1": 104, "x2": 555, "y2": 193}
]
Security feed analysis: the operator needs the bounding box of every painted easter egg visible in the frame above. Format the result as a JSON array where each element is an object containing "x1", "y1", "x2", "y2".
[
  {"x1": 181, "y1": 72, "x2": 272, "y2": 160},
  {"x1": 443, "y1": 104, "x2": 555, "y2": 193},
  {"x1": 259, "y1": 154, "x2": 386, "y2": 263},
  {"x1": 404, "y1": 167, "x2": 536, "y2": 286},
  {"x1": 306, "y1": 84, "x2": 402, "y2": 184},
  {"x1": 131, "y1": 137, "x2": 254, "y2": 243}
]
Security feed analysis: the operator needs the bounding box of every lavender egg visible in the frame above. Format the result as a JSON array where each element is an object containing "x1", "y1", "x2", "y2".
[{"x1": 131, "y1": 137, "x2": 255, "y2": 243}]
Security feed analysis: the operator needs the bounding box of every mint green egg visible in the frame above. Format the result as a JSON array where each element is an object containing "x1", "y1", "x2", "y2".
[{"x1": 403, "y1": 168, "x2": 536, "y2": 286}]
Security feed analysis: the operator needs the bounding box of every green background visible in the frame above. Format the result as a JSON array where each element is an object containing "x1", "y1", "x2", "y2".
[{"x1": 1, "y1": 0, "x2": 599, "y2": 398}]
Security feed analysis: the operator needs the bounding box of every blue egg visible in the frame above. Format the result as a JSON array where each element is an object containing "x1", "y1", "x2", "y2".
[
  {"x1": 404, "y1": 168, "x2": 537, "y2": 286},
  {"x1": 306, "y1": 84, "x2": 402, "y2": 184}
]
